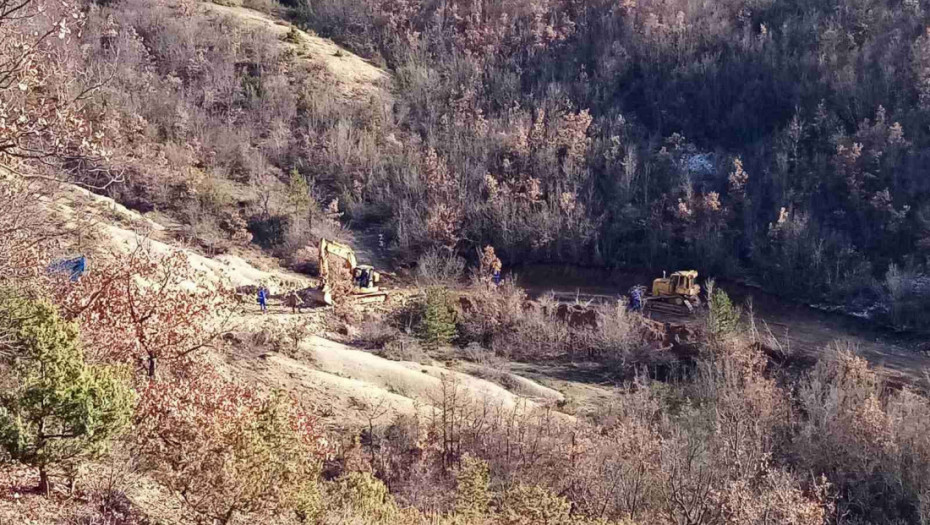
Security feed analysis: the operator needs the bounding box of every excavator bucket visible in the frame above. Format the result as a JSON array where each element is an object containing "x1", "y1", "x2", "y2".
[{"x1": 302, "y1": 286, "x2": 334, "y2": 307}]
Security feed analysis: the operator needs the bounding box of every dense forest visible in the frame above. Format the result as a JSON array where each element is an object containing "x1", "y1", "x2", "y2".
[{"x1": 283, "y1": 0, "x2": 930, "y2": 325}]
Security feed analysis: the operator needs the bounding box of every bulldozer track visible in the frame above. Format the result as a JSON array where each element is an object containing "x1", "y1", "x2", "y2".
[{"x1": 643, "y1": 300, "x2": 697, "y2": 316}]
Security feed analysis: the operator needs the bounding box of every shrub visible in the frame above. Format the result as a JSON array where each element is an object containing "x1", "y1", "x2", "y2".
[
  {"x1": 137, "y1": 373, "x2": 325, "y2": 524},
  {"x1": 454, "y1": 454, "x2": 491, "y2": 518},
  {"x1": 0, "y1": 294, "x2": 136, "y2": 496},
  {"x1": 416, "y1": 248, "x2": 466, "y2": 287},
  {"x1": 326, "y1": 471, "x2": 401, "y2": 521},
  {"x1": 248, "y1": 214, "x2": 291, "y2": 250},
  {"x1": 499, "y1": 484, "x2": 573, "y2": 525},
  {"x1": 283, "y1": 26, "x2": 302, "y2": 44}
]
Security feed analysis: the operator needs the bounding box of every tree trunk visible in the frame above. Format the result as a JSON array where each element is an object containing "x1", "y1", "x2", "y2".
[{"x1": 39, "y1": 468, "x2": 50, "y2": 497}]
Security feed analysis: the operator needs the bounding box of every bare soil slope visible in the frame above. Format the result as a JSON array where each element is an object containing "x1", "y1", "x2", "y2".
[
  {"x1": 44, "y1": 181, "x2": 569, "y2": 432},
  {"x1": 202, "y1": 2, "x2": 391, "y2": 102}
]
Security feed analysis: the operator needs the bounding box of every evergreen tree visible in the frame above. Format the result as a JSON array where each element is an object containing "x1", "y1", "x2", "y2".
[
  {"x1": 706, "y1": 281, "x2": 742, "y2": 338},
  {"x1": 0, "y1": 293, "x2": 135, "y2": 495},
  {"x1": 454, "y1": 454, "x2": 491, "y2": 518},
  {"x1": 418, "y1": 287, "x2": 457, "y2": 351},
  {"x1": 287, "y1": 168, "x2": 315, "y2": 229}
]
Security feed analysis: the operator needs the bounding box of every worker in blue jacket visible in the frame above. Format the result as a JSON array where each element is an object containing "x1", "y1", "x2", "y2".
[
  {"x1": 257, "y1": 286, "x2": 268, "y2": 314},
  {"x1": 629, "y1": 287, "x2": 644, "y2": 313}
]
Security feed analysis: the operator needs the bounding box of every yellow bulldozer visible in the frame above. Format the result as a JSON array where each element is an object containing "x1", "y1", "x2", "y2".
[
  {"x1": 646, "y1": 270, "x2": 702, "y2": 314},
  {"x1": 303, "y1": 238, "x2": 387, "y2": 306}
]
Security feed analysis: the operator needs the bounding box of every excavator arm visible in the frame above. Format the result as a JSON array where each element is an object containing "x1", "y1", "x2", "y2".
[{"x1": 319, "y1": 238, "x2": 358, "y2": 281}]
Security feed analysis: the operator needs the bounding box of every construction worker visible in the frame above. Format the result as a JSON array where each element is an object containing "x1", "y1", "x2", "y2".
[
  {"x1": 257, "y1": 286, "x2": 268, "y2": 314},
  {"x1": 493, "y1": 269, "x2": 502, "y2": 286},
  {"x1": 629, "y1": 286, "x2": 644, "y2": 313},
  {"x1": 284, "y1": 291, "x2": 302, "y2": 314}
]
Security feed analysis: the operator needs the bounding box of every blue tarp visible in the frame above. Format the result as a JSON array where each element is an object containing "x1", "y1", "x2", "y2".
[{"x1": 48, "y1": 256, "x2": 86, "y2": 282}]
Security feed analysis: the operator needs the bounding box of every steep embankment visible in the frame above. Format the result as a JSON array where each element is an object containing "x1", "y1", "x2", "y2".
[{"x1": 46, "y1": 183, "x2": 310, "y2": 292}]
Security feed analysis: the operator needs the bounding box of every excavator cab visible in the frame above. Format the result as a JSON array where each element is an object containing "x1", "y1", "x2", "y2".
[{"x1": 353, "y1": 265, "x2": 380, "y2": 291}]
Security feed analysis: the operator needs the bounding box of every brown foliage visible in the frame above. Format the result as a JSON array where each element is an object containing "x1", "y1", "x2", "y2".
[
  {"x1": 135, "y1": 364, "x2": 326, "y2": 524},
  {"x1": 54, "y1": 245, "x2": 236, "y2": 377}
]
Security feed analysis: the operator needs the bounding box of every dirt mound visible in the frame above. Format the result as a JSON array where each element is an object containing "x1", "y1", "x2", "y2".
[
  {"x1": 305, "y1": 336, "x2": 562, "y2": 411},
  {"x1": 640, "y1": 317, "x2": 703, "y2": 359},
  {"x1": 220, "y1": 333, "x2": 570, "y2": 429}
]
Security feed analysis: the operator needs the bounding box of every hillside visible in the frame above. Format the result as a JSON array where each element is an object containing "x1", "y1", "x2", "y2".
[
  {"x1": 202, "y1": 2, "x2": 390, "y2": 102},
  {"x1": 5, "y1": 0, "x2": 930, "y2": 524}
]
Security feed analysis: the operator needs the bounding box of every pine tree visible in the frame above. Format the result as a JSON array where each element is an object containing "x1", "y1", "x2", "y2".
[
  {"x1": 287, "y1": 168, "x2": 315, "y2": 229},
  {"x1": 0, "y1": 293, "x2": 135, "y2": 495},
  {"x1": 454, "y1": 454, "x2": 491, "y2": 518},
  {"x1": 706, "y1": 281, "x2": 742, "y2": 338},
  {"x1": 418, "y1": 287, "x2": 457, "y2": 351}
]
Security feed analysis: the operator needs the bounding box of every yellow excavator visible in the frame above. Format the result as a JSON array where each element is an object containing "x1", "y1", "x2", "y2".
[
  {"x1": 646, "y1": 270, "x2": 702, "y2": 314},
  {"x1": 304, "y1": 238, "x2": 387, "y2": 306}
]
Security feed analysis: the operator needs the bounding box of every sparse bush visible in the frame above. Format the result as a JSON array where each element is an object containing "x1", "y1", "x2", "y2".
[
  {"x1": 377, "y1": 337, "x2": 427, "y2": 362},
  {"x1": 283, "y1": 26, "x2": 302, "y2": 44},
  {"x1": 416, "y1": 248, "x2": 466, "y2": 287},
  {"x1": 261, "y1": 316, "x2": 314, "y2": 358},
  {"x1": 355, "y1": 319, "x2": 400, "y2": 350}
]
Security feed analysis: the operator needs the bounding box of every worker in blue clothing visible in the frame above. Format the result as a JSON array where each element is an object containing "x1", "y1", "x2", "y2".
[
  {"x1": 629, "y1": 286, "x2": 644, "y2": 313},
  {"x1": 257, "y1": 286, "x2": 268, "y2": 314},
  {"x1": 493, "y1": 269, "x2": 502, "y2": 286}
]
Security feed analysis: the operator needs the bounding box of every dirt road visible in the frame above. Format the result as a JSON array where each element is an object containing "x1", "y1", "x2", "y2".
[{"x1": 516, "y1": 265, "x2": 930, "y2": 385}]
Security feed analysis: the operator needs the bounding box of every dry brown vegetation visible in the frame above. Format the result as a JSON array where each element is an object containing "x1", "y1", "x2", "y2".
[{"x1": 7, "y1": 0, "x2": 930, "y2": 523}]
